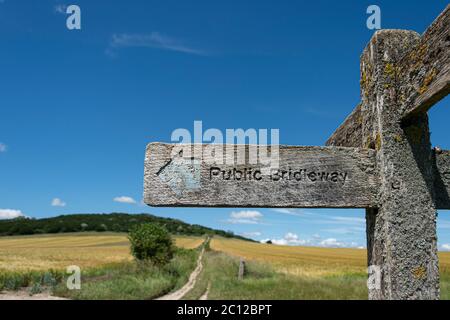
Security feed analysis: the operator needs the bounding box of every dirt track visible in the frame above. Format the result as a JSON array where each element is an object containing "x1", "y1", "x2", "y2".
[
  {"x1": 156, "y1": 248, "x2": 205, "y2": 300},
  {"x1": 0, "y1": 290, "x2": 67, "y2": 300},
  {"x1": 1, "y1": 245, "x2": 206, "y2": 301},
  {"x1": 199, "y1": 282, "x2": 210, "y2": 300}
]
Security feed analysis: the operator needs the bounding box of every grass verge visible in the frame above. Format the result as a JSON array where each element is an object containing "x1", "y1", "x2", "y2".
[
  {"x1": 0, "y1": 247, "x2": 199, "y2": 300},
  {"x1": 183, "y1": 250, "x2": 368, "y2": 300},
  {"x1": 0, "y1": 269, "x2": 64, "y2": 295},
  {"x1": 441, "y1": 272, "x2": 450, "y2": 300},
  {"x1": 53, "y1": 247, "x2": 198, "y2": 300}
]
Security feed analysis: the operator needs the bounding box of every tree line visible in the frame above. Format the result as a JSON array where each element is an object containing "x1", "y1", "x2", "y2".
[{"x1": 0, "y1": 213, "x2": 251, "y2": 241}]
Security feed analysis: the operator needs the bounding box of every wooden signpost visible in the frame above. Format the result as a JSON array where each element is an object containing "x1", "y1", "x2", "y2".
[
  {"x1": 144, "y1": 144, "x2": 378, "y2": 208},
  {"x1": 144, "y1": 5, "x2": 449, "y2": 300}
]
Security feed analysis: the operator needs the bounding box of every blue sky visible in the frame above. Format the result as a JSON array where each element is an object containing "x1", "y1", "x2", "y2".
[{"x1": 0, "y1": 0, "x2": 448, "y2": 250}]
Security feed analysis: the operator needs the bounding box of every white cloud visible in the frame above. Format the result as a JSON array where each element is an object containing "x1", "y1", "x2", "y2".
[
  {"x1": 109, "y1": 32, "x2": 206, "y2": 56},
  {"x1": 318, "y1": 239, "x2": 363, "y2": 249},
  {"x1": 51, "y1": 198, "x2": 66, "y2": 207},
  {"x1": 330, "y1": 216, "x2": 365, "y2": 223},
  {"x1": 441, "y1": 244, "x2": 450, "y2": 251},
  {"x1": 228, "y1": 219, "x2": 259, "y2": 224},
  {"x1": 284, "y1": 232, "x2": 299, "y2": 241},
  {"x1": 319, "y1": 238, "x2": 345, "y2": 248},
  {"x1": 262, "y1": 232, "x2": 310, "y2": 246},
  {"x1": 438, "y1": 220, "x2": 450, "y2": 229},
  {"x1": 0, "y1": 143, "x2": 7, "y2": 152},
  {"x1": 0, "y1": 209, "x2": 25, "y2": 220},
  {"x1": 271, "y1": 208, "x2": 307, "y2": 216},
  {"x1": 271, "y1": 208, "x2": 293, "y2": 214},
  {"x1": 230, "y1": 210, "x2": 262, "y2": 219},
  {"x1": 54, "y1": 4, "x2": 67, "y2": 14},
  {"x1": 322, "y1": 226, "x2": 365, "y2": 235},
  {"x1": 268, "y1": 239, "x2": 288, "y2": 245},
  {"x1": 242, "y1": 231, "x2": 262, "y2": 237},
  {"x1": 228, "y1": 210, "x2": 263, "y2": 224},
  {"x1": 261, "y1": 233, "x2": 364, "y2": 248},
  {"x1": 113, "y1": 196, "x2": 137, "y2": 204}
]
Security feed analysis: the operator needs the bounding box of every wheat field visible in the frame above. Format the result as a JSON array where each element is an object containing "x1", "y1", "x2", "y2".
[
  {"x1": 211, "y1": 237, "x2": 450, "y2": 277},
  {"x1": 2, "y1": 232, "x2": 449, "y2": 280},
  {"x1": 0, "y1": 233, "x2": 204, "y2": 272}
]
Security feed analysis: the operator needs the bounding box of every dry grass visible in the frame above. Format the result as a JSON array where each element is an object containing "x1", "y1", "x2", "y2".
[
  {"x1": 211, "y1": 237, "x2": 450, "y2": 278},
  {"x1": 174, "y1": 236, "x2": 205, "y2": 249},
  {"x1": 0, "y1": 233, "x2": 203, "y2": 272},
  {"x1": 440, "y1": 251, "x2": 450, "y2": 274}
]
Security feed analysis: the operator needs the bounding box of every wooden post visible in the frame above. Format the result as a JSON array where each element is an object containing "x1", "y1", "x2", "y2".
[
  {"x1": 362, "y1": 30, "x2": 439, "y2": 299},
  {"x1": 238, "y1": 258, "x2": 246, "y2": 280},
  {"x1": 144, "y1": 5, "x2": 450, "y2": 300},
  {"x1": 326, "y1": 6, "x2": 449, "y2": 299}
]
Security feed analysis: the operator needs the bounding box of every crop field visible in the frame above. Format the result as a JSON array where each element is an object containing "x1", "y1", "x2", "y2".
[
  {"x1": 211, "y1": 237, "x2": 366, "y2": 277},
  {"x1": 0, "y1": 233, "x2": 204, "y2": 272},
  {"x1": 1, "y1": 233, "x2": 449, "y2": 299},
  {"x1": 211, "y1": 237, "x2": 450, "y2": 278},
  {"x1": 209, "y1": 237, "x2": 450, "y2": 300}
]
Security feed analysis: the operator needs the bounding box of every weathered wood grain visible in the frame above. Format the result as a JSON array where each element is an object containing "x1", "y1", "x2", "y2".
[
  {"x1": 326, "y1": 5, "x2": 449, "y2": 147},
  {"x1": 144, "y1": 143, "x2": 378, "y2": 208},
  {"x1": 400, "y1": 4, "x2": 450, "y2": 118},
  {"x1": 434, "y1": 149, "x2": 450, "y2": 210},
  {"x1": 326, "y1": 103, "x2": 362, "y2": 148},
  {"x1": 360, "y1": 30, "x2": 439, "y2": 300},
  {"x1": 238, "y1": 258, "x2": 245, "y2": 280}
]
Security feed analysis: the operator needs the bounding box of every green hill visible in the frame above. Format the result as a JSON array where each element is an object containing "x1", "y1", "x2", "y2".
[{"x1": 0, "y1": 213, "x2": 251, "y2": 241}]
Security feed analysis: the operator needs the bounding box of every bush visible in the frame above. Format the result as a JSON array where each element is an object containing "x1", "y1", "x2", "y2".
[{"x1": 128, "y1": 223, "x2": 174, "y2": 265}]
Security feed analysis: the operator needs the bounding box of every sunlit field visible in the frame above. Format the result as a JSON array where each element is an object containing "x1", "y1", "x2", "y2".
[
  {"x1": 0, "y1": 233, "x2": 203, "y2": 272},
  {"x1": 1, "y1": 234, "x2": 448, "y2": 299},
  {"x1": 211, "y1": 237, "x2": 366, "y2": 277},
  {"x1": 174, "y1": 236, "x2": 205, "y2": 250},
  {"x1": 211, "y1": 237, "x2": 450, "y2": 279}
]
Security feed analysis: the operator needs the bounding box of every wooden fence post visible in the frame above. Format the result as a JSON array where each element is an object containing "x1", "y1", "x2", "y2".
[{"x1": 238, "y1": 258, "x2": 246, "y2": 280}]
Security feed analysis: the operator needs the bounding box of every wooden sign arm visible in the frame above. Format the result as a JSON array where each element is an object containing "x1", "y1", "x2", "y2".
[{"x1": 326, "y1": 5, "x2": 449, "y2": 148}]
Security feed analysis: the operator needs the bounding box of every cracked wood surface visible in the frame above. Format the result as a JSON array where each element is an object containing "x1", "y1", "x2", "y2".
[
  {"x1": 326, "y1": 5, "x2": 449, "y2": 148},
  {"x1": 434, "y1": 149, "x2": 450, "y2": 209},
  {"x1": 144, "y1": 143, "x2": 378, "y2": 208}
]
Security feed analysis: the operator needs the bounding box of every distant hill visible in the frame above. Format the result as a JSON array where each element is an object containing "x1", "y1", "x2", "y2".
[{"x1": 0, "y1": 213, "x2": 252, "y2": 241}]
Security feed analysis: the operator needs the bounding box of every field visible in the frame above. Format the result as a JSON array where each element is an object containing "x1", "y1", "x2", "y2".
[
  {"x1": 211, "y1": 238, "x2": 450, "y2": 277},
  {"x1": 1, "y1": 233, "x2": 449, "y2": 299},
  {"x1": 53, "y1": 248, "x2": 199, "y2": 300},
  {"x1": 209, "y1": 237, "x2": 450, "y2": 300},
  {"x1": 211, "y1": 238, "x2": 366, "y2": 277},
  {"x1": 0, "y1": 233, "x2": 204, "y2": 299},
  {"x1": 184, "y1": 250, "x2": 369, "y2": 300},
  {"x1": 0, "y1": 233, "x2": 203, "y2": 272}
]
